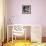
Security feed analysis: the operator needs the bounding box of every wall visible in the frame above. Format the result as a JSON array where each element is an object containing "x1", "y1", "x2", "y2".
[
  {"x1": 0, "y1": 0, "x2": 4, "y2": 42},
  {"x1": 7, "y1": 0, "x2": 46, "y2": 37}
]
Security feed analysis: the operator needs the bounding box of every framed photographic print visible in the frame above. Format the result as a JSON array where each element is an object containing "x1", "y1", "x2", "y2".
[{"x1": 22, "y1": 5, "x2": 31, "y2": 14}]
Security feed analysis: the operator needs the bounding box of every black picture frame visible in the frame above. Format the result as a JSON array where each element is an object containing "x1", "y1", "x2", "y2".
[{"x1": 22, "y1": 5, "x2": 31, "y2": 14}]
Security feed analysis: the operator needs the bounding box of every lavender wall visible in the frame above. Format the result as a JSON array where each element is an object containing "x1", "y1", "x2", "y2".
[{"x1": 7, "y1": 0, "x2": 46, "y2": 37}]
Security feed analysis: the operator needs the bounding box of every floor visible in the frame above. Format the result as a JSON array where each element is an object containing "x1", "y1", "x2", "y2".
[
  {"x1": 3, "y1": 40, "x2": 46, "y2": 46},
  {"x1": 3, "y1": 40, "x2": 31, "y2": 46}
]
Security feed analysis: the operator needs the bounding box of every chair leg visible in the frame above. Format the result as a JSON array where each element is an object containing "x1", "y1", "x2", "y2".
[
  {"x1": 1, "y1": 42, "x2": 3, "y2": 46},
  {"x1": 25, "y1": 30, "x2": 26, "y2": 43},
  {"x1": 15, "y1": 36, "x2": 16, "y2": 43}
]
